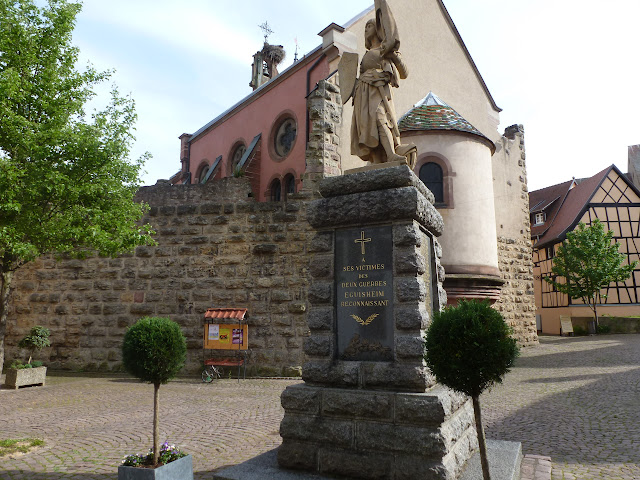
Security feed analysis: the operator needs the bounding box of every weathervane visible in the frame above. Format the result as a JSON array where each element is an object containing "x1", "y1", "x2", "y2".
[{"x1": 258, "y1": 21, "x2": 274, "y2": 43}]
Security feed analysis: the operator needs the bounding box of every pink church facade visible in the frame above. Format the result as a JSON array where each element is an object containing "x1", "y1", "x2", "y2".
[{"x1": 174, "y1": 46, "x2": 330, "y2": 202}]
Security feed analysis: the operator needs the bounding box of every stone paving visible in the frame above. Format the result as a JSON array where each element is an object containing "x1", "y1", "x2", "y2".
[{"x1": 0, "y1": 334, "x2": 638, "y2": 479}]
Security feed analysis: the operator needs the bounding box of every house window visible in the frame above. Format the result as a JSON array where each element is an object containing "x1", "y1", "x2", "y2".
[
  {"x1": 419, "y1": 162, "x2": 444, "y2": 203},
  {"x1": 270, "y1": 179, "x2": 282, "y2": 202},
  {"x1": 546, "y1": 246, "x2": 554, "y2": 259},
  {"x1": 534, "y1": 212, "x2": 545, "y2": 225},
  {"x1": 283, "y1": 174, "x2": 296, "y2": 199}
]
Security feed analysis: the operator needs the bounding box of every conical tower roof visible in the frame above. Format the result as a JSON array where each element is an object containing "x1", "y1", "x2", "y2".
[{"x1": 398, "y1": 92, "x2": 495, "y2": 153}]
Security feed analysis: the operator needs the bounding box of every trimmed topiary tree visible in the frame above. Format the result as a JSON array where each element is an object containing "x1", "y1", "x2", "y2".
[
  {"x1": 424, "y1": 299, "x2": 519, "y2": 480},
  {"x1": 122, "y1": 317, "x2": 186, "y2": 466}
]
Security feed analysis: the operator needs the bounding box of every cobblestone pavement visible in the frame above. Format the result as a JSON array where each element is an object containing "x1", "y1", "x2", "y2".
[
  {"x1": 0, "y1": 334, "x2": 639, "y2": 479},
  {"x1": 483, "y1": 334, "x2": 640, "y2": 480}
]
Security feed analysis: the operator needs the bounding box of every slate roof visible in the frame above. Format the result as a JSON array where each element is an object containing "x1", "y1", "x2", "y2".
[
  {"x1": 529, "y1": 165, "x2": 614, "y2": 248},
  {"x1": 398, "y1": 92, "x2": 495, "y2": 153}
]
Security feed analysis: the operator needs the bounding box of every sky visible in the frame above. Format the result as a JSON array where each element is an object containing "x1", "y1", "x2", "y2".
[{"x1": 70, "y1": 0, "x2": 640, "y2": 191}]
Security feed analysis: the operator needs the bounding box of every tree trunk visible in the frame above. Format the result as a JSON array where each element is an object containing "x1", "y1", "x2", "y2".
[
  {"x1": 593, "y1": 302, "x2": 599, "y2": 332},
  {"x1": 153, "y1": 383, "x2": 160, "y2": 465},
  {"x1": 0, "y1": 270, "x2": 14, "y2": 377},
  {"x1": 472, "y1": 395, "x2": 492, "y2": 480}
]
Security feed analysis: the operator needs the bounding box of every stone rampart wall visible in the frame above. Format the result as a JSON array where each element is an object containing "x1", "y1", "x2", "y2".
[
  {"x1": 492, "y1": 126, "x2": 538, "y2": 345},
  {"x1": 6, "y1": 178, "x2": 314, "y2": 375}
]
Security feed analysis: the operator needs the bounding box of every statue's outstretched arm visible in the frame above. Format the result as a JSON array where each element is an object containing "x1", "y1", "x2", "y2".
[{"x1": 375, "y1": 0, "x2": 400, "y2": 56}]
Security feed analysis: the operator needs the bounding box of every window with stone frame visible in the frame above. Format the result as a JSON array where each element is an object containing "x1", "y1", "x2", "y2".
[
  {"x1": 273, "y1": 117, "x2": 297, "y2": 158},
  {"x1": 270, "y1": 178, "x2": 282, "y2": 202},
  {"x1": 419, "y1": 162, "x2": 444, "y2": 204},
  {"x1": 283, "y1": 173, "x2": 296, "y2": 199}
]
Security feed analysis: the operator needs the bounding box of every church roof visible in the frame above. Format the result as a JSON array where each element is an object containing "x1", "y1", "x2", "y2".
[{"x1": 398, "y1": 92, "x2": 495, "y2": 153}]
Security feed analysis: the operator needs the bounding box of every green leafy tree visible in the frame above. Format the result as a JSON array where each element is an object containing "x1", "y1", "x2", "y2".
[
  {"x1": 424, "y1": 300, "x2": 519, "y2": 480},
  {"x1": 545, "y1": 220, "x2": 637, "y2": 330},
  {"x1": 122, "y1": 317, "x2": 187, "y2": 466},
  {"x1": 0, "y1": 0, "x2": 154, "y2": 375}
]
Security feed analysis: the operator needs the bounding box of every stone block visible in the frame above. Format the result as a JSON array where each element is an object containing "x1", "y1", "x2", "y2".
[
  {"x1": 280, "y1": 384, "x2": 321, "y2": 415},
  {"x1": 361, "y1": 363, "x2": 432, "y2": 392},
  {"x1": 307, "y1": 308, "x2": 333, "y2": 331},
  {"x1": 393, "y1": 222, "x2": 422, "y2": 247},
  {"x1": 279, "y1": 414, "x2": 353, "y2": 447},
  {"x1": 309, "y1": 256, "x2": 332, "y2": 278},
  {"x1": 303, "y1": 361, "x2": 359, "y2": 387},
  {"x1": 303, "y1": 335, "x2": 331, "y2": 357},
  {"x1": 322, "y1": 390, "x2": 392, "y2": 420},
  {"x1": 395, "y1": 248, "x2": 426, "y2": 275},
  {"x1": 356, "y1": 422, "x2": 445, "y2": 456},
  {"x1": 395, "y1": 305, "x2": 428, "y2": 330},
  {"x1": 277, "y1": 441, "x2": 318, "y2": 470},
  {"x1": 308, "y1": 232, "x2": 333, "y2": 253},
  {"x1": 394, "y1": 455, "x2": 448, "y2": 480},
  {"x1": 308, "y1": 283, "x2": 332, "y2": 305},
  {"x1": 396, "y1": 277, "x2": 426, "y2": 303},
  {"x1": 318, "y1": 448, "x2": 391, "y2": 479},
  {"x1": 395, "y1": 335, "x2": 425, "y2": 359},
  {"x1": 394, "y1": 387, "x2": 468, "y2": 426}
]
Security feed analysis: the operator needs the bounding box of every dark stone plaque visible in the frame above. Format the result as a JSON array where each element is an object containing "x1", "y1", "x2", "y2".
[{"x1": 335, "y1": 225, "x2": 394, "y2": 361}]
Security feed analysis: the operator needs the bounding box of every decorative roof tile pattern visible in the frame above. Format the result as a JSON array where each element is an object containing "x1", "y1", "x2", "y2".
[
  {"x1": 204, "y1": 308, "x2": 247, "y2": 320},
  {"x1": 398, "y1": 92, "x2": 494, "y2": 152}
]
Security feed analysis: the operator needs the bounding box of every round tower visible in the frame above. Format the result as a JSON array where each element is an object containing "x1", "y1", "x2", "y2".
[{"x1": 399, "y1": 92, "x2": 503, "y2": 303}]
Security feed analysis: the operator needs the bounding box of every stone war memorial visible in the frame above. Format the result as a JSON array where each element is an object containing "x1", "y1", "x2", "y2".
[{"x1": 275, "y1": 2, "x2": 478, "y2": 478}]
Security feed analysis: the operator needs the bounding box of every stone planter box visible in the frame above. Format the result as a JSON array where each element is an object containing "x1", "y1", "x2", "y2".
[
  {"x1": 118, "y1": 455, "x2": 193, "y2": 480},
  {"x1": 5, "y1": 366, "x2": 47, "y2": 389}
]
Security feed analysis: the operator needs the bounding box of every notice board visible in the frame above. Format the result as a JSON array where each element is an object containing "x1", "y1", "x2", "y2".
[{"x1": 203, "y1": 323, "x2": 248, "y2": 350}]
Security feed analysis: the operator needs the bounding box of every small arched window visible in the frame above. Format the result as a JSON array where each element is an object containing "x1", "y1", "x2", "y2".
[
  {"x1": 283, "y1": 174, "x2": 296, "y2": 199},
  {"x1": 419, "y1": 162, "x2": 444, "y2": 204},
  {"x1": 198, "y1": 165, "x2": 210, "y2": 183},
  {"x1": 230, "y1": 143, "x2": 246, "y2": 175},
  {"x1": 270, "y1": 178, "x2": 282, "y2": 202}
]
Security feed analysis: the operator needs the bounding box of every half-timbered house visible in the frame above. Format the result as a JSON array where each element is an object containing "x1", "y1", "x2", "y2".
[{"x1": 530, "y1": 165, "x2": 640, "y2": 334}]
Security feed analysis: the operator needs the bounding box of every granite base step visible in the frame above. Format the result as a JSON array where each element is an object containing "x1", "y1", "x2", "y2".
[{"x1": 213, "y1": 440, "x2": 522, "y2": 480}]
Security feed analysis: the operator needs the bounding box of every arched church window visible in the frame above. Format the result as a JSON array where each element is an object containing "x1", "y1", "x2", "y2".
[
  {"x1": 270, "y1": 178, "x2": 282, "y2": 202},
  {"x1": 419, "y1": 162, "x2": 444, "y2": 203},
  {"x1": 283, "y1": 174, "x2": 296, "y2": 199},
  {"x1": 274, "y1": 117, "x2": 297, "y2": 158},
  {"x1": 230, "y1": 143, "x2": 246, "y2": 175},
  {"x1": 197, "y1": 163, "x2": 210, "y2": 183}
]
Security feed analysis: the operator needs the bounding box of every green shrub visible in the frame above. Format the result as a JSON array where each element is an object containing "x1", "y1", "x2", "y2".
[
  {"x1": 122, "y1": 317, "x2": 187, "y2": 466},
  {"x1": 17, "y1": 326, "x2": 50, "y2": 365},
  {"x1": 122, "y1": 317, "x2": 186, "y2": 385},
  {"x1": 424, "y1": 299, "x2": 519, "y2": 480},
  {"x1": 596, "y1": 324, "x2": 611, "y2": 334},
  {"x1": 424, "y1": 300, "x2": 519, "y2": 398},
  {"x1": 572, "y1": 325, "x2": 588, "y2": 336}
]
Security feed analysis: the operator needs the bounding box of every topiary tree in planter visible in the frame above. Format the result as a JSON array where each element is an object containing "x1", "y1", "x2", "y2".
[
  {"x1": 122, "y1": 317, "x2": 187, "y2": 466},
  {"x1": 424, "y1": 299, "x2": 519, "y2": 480},
  {"x1": 18, "y1": 326, "x2": 50, "y2": 366}
]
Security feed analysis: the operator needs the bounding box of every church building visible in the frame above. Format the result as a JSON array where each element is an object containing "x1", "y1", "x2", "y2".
[{"x1": 5, "y1": 0, "x2": 538, "y2": 375}]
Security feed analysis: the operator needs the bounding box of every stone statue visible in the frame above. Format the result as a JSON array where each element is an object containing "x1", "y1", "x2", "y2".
[{"x1": 350, "y1": 0, "x2": 416, "y2": 167}]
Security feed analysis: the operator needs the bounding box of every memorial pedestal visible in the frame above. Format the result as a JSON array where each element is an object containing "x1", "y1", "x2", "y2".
[{"x1": 279, "y1": 166, "x2": 478, "y2": 479}]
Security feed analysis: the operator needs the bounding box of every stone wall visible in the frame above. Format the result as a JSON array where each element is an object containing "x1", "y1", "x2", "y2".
[
  {"x1": 6, "y1": 178, "x2": 315, "y2": 375},
  {"x1": 492, "y1": 125, "x2": 538, "y2": 345}
]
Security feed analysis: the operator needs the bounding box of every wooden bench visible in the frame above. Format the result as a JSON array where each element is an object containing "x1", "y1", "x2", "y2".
[{"x1": 204, "y1": 357, "x2": 245, "y2": 367}]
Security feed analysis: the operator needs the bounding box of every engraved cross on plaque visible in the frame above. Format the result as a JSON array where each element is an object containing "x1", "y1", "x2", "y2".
[{"x1": 354, "y1": 231, "x2": 372, "y2": 255}]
